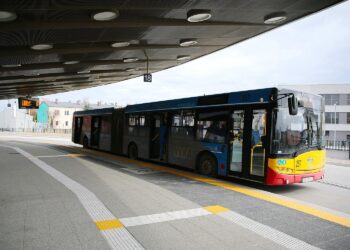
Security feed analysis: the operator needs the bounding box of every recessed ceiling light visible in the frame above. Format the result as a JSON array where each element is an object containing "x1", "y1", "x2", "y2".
[
  {"x1": 63, "y1": 61, "x2": 80, "y2": 65},
  {"x1": 0, "y1": 11, "x2": 17, "y2": 22},
  {"x1": 125, "y1": 68, "x2": 135, "y2": 72},
  {"x1": 77, "y1": 70, "x2": 90, "y2": 74},
  {"x1": 30, "y1": 44, "x2": 53, "y2": 50},
  {"x1": 123, "y1": 57, "x2": 139, "y2": 63},
  {"x1": 177, "y1": 55, "x2": 191, "y2": 61},
  {"x1": 2, "y1": 64, "x2": 21, "y2": 68},
  {"x1": 187, "y1": 9, "x2": 211, "y2": 23},
  {"x1": 179, "y1": 39, "x2": 198, "y2": 47},
  {"x1": 111, "y1": 41, "x2": 130, "y2": 48},
  {"x1": 264, "y1": 12, "x2": 287, "y2": 24},
  {"x1": 92, "y1": 10, "x2": 119, "y2": 21}
]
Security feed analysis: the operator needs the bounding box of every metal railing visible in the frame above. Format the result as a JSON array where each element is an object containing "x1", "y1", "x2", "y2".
[
  {"x1": 0, "y1": 128, "x2": 72, "y2": 134},
  {"x1": 324, "y1": 140, "x2": 350, "y2": 151}
]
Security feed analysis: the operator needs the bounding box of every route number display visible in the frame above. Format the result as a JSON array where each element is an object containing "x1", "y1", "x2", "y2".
[{"x1": 18, "y1": 97, "x2": 39, "y2": 109}]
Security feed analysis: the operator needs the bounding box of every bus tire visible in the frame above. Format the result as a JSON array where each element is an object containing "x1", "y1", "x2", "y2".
[
  {"x1": 198, "y1": 153, "x2": 217, "y2": 177},
  {"x1": 128, "y1": 143, "x2": 138, "y2": 159},
  {"x1": 83, "y1": 136, "x2": 89, "y2": 148}
]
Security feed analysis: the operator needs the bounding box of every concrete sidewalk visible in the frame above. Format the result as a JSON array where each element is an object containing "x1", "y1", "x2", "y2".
[{"x1": 326, "y1": 150, "x2": 350, "y2": 167}]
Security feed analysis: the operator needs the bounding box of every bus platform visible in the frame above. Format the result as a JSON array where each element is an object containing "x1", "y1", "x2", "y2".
[{"x1": 1, "y1": 139, "x2": 350, "y2": 250}]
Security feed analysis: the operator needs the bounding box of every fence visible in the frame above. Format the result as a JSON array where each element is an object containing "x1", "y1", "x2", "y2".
[
  {"x1": 0, "y1": 128, "x2": 72, "y2": 134},
  {"x1": 324, "y1": 140, "x2": 350, "y2": 151}
]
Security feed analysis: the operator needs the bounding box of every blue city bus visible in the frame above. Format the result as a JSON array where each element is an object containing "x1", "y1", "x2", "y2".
[{"x1": 73, "y1": 87, "x2": 325, "y2": 185}]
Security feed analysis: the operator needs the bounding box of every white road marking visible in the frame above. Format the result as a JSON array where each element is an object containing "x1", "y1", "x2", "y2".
[
  {"x1": 120, "y1": 208, "x2": 211, "y2": 227},
  {"x1": 218, "y1": 210, "x2": 321, "y2": 250},
  {"x1": 37, "y1": 154, "x2": 71, "y2": 158},
  {"x1": 0, "y1": 145, "x2": 144, "y2": 250},
  {"x1": 121, "y1": 166, "x2": 159, "y2": 175}
]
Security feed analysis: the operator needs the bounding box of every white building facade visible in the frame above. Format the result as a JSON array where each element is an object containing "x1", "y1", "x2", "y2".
[
  {"x1": 45, "y1": 101, "x2": 84, "y2": 130},
  {"x1": 0, "y1": 108, "x2": 35, "y2": 131},
  {"x1": 280, "y1": 84, "x2": 350, "y2": 142}
]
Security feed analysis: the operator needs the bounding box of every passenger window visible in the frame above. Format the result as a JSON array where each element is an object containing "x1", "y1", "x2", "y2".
[
  {"x1": 171, "y1": 113, "x2": 195, "y2": 137},
  {"x1": 197, "y1": 111, "x2": 227, "y2": 143}
]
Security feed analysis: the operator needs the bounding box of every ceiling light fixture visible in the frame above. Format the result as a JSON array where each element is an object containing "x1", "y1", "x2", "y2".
[
  {"x1": 30, "y1": 44, "x2": 53, "y2": 50},
  {"x1": 2, "y1": 64, "x2": 21, "y2": 68},
  {"x1": 126, "y1": 68, "x2": 135, "y2": 72},
  {"x1": 92, "y1": 10, "x2": 119, "y2": 21},
  {"x1": 123, "y1": 57, "x2": 138, "y2": 63},
  {"x1": 264, "y1": 12, "x2": 287, "y2": 24},
  {"x1": 179, "y1": 39, "x2": 198, "y2": 47},
  {"x1": 0, "y1": 11, "x2": 17, "y2": 22},
  {"x1": 187, "y1": 9, "x2": 211, "y2": 23},
  {"x1": 63, "y1": 61, "x2": 80, "y2": 65},
  {"x1": 111, "y1": 41, "x2": 130, "y2": 48},
  {"x1": 177, "y1": 55, "x2": 191, "y2": 61}
]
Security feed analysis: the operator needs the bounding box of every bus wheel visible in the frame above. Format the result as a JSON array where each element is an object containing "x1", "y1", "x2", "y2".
[
  {"x1": 198, "y1": 153, "x2": 217, "y2": 177},
  {"x1": 83, "y1": 137, "x2": 89, "y2": 148},
  {"x1": 128, "y1": 144, "x2": 138, "y2": 159}
]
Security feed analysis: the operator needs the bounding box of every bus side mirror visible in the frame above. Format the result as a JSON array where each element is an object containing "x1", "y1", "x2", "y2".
[{"x1": 288, "y1": 95, "x2": 298, "y2": 116}]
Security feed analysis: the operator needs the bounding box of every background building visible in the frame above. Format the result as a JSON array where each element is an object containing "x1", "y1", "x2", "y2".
[
  {"x1": 280, "y1": 84, "x2": 350, "y2": 143},
  {"x1": 36, "y1": 100, "x2": 113, "y2": 130},
  {"x1": 0, "y1": 105, "x2": 35, "y2": 131},
  {"x1": 37, "y1": 100, "x2": 84, "y2": 130}
]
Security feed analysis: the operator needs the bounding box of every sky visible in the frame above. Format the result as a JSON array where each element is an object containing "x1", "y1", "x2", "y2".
[{"x1": 1, "y1": 1, "x2": 350, "y2": 109}]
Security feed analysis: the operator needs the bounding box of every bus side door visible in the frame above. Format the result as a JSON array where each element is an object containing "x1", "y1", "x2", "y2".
[{"x1": 229, "y1": 108, "x2": 267, "y2": 182}]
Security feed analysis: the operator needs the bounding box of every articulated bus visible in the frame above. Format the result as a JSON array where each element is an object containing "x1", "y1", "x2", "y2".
[{"x1": 72, "y1": 88, "x2": 325, "y2": 185}]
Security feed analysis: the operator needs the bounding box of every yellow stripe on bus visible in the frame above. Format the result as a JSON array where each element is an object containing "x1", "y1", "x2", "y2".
[{"x1": 76, "y1": 147, "x2": 350, "y2": 228}]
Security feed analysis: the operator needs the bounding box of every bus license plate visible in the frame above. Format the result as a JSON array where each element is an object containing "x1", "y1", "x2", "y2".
[{"x1": 302, "y1": 177, "x2": 313, "y2": 183}]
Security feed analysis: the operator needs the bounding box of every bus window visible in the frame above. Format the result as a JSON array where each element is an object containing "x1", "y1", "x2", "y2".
[
  {"x1": 197, "y1": 111, "x2": 227, "y2": 143},
  {"x1": 171, "y1": 113, "x2": 195, "y2": 137}
]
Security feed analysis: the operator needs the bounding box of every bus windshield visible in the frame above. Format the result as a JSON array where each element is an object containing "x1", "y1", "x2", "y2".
[{"x1": 272, "y1": 105, "x2": 323, "y2": 155}]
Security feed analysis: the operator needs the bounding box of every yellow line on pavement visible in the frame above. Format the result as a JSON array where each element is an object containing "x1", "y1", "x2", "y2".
[
  {"x1": 76, "y1": 147, "x2": 350, "y2": 228},
  {"x1": 95, "y1": 219, "x2": 124, "y2": 230},
  {"x1": 205, "y1": 205, "x2": 230, "y2": 214},
  {"x1": 65, "y1": 153, "x2": 85, "y2": 157}
]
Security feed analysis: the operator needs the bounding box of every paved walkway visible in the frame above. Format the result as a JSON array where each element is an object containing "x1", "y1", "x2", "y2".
[{"x1": 326, "y1": 150, "x2": 350, "y2": 167}]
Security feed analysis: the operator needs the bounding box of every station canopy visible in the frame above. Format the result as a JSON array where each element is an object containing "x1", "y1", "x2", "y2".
[{"x1": 0, "y1": 0, "x2": 344, "y2": 99}]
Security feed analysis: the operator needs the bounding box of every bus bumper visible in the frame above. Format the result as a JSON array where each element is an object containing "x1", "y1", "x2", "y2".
[{"x1": 266, "y1": 168, "x2": 325, "y2": 185}]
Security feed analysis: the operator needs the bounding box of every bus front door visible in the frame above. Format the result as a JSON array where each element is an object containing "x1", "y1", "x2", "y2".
[
  {"x1": 229, "y1": 108, "x2": 267, "y2": 182},
  {"x1": 91, "y1": 116, "x2": 101, "y2": 147}
]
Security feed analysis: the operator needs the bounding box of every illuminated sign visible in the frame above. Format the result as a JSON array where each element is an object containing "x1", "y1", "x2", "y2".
[{"x1": 18, "y1": 97, "x2": 39, "y2": 109}]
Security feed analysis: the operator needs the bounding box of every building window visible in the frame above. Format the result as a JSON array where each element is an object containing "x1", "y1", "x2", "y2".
[
  {"x1": 64, "y1": 110, "x2": 69, "y2": 115},
  {"x1": 55, "y1": 121, "x2": 59, "y2": 126},
  {"x1": 348, "y1": 94, "x2": 350, "y2": 105},
  {"x1": 54, "y1": 109, "x2": 60, "y2": 115},
  {"x1": 347, "y1": 113, "x2": 350, "y2": 124},
  {"x1": 324, "y1": 94, "x2": 339, "y2": 105},
  {"x1": 65, "y1": 121, "x2": 68, "y2": 126},
  {"x1": 325, "y1": 112, "x2": 339, "y2": 124},
  {"x1": 325, "y1": 131, "x2": 329, "y2": 136}
]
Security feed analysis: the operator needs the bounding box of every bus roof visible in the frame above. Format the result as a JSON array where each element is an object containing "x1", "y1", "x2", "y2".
[
  {"x1": 74, "y1": 107, "x2": 115, "y2": 116},
  {"x1": 125, "y1": 88, "x2": 276, "y2": 114}
]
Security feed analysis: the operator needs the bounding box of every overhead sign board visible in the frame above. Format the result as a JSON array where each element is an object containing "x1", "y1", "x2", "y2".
[
  {"x1": 143, "y1": 73, "x2": 152, "y2": 82},
  {"x1": 18, "y1": 97, "x2": 39, "y2": 109}
]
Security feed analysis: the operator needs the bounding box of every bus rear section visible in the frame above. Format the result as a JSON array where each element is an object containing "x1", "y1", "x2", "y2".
[{"x1": 72, "y1": 108, "x2": 124, "y2": 154}]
